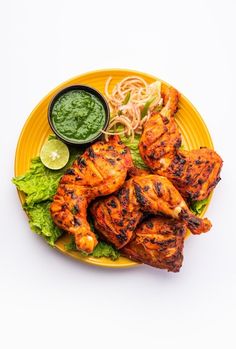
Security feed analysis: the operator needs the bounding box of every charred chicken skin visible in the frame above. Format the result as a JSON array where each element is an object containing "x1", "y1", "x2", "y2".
[
  {"x1": 91, "y1": 174, "x2": 212, "y2": 249},
  {"x1": 139, "y1": 85, "x2": 223, "y2": 201},
  {"x1": 91, "y1": 177, "x2": 143, "y2": 249},
  {"x1": 50, "y1": 136, "x2": 133, "y2": 253},
  {"x1": 121, "y1": 217, "x2": 186, "y2": 272}
]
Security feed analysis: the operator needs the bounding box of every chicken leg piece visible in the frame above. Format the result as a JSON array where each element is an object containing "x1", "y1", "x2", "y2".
[
  {"x1": 139, "y1": 85, "x2": 223, "y2": 201},
  {"x1": 121, "y1": 217, "x2": 186, "y2": 272},
  {"x1": 133, "y1": 175, "x2": 211, "y2": 233},
  {"x1": 91, "y1": 174, "x2": 212, "y2": 249},
  {"x1": 50, "y1": 136, "x2": 133, "y2": 253}
]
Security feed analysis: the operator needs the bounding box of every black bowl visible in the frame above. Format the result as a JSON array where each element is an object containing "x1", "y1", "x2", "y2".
[{"x1": 48, "y1": 85, "x2": 110, "y2": 145}]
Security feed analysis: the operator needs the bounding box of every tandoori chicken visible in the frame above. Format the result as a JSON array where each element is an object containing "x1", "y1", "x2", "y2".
[
  {"x1": 139, "y1": 85, "x2": 223, "y2": 201},
  {"x1": 121, "y1": 217, "x2": 186, "y2": 272},
  {"x1": 91, "y1": 174, "x2": 212, "y2": 249},
  {"x1": 50, "y1": 136, "x2": 133, "y2": 253},
  {"x1": 91, "y1": 177, "x2": 143, "y2": 249}
]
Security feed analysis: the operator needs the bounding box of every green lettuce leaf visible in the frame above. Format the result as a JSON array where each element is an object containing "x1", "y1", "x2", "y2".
[
  {"x1": 12, "y1": 146, "x2": 81, "y2": 207},
  {"x1": 121, "y1": 133, "x2": 148, "y2": 169},
  {"x1": 64, "y1": 237, "x2": 77, "y2": 251},
  {"x1": 92, "y1": 241, "x2": 120, "y2": 260},
  {"x1": 190, "y1": 198, "x2": 208, "y2": 215},
  {"x1": 13, "y1": 157, "x2": 62, "y2": 206},
  {"x1": 65, "y1": 237, "x2": 120, "y2": 260},
  {"x1": 24, "y1": 201, "x2": 63, "y2": 245}
]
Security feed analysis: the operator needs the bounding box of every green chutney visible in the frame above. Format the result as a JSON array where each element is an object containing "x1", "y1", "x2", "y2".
[{"x1": 51, "y1": 90, "x2": 106, "y2": 142}]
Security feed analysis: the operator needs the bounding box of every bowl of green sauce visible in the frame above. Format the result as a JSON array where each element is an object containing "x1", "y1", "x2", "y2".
[{"x1": 48, "y1": 85, "x2": 110, "y2": 145}]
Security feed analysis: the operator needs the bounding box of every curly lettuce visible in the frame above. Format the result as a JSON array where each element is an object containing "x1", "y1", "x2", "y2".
[
  {"x1": 190, "y1": 198, "x2": 208, "y2": 215},
  {"x1": 13, "y1": 147, "x2": 80, "y2": 207},
  {"x1": 65, "y1": 237, "x2": 120, "y2": 261},
  {"x1": 24, "y1": 201, "x2": 62, "y2": 245},
  {"x1": 93, "y1": 241, "x2": 120, "y2": 260},
  {"x1": 121, "y1": 133, "x2": 147, "y2": 169}
]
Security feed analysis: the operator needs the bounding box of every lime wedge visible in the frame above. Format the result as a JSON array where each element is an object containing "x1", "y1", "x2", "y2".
[{"x1": 40, "y1": 139, "x2": 70, "y2": 170}]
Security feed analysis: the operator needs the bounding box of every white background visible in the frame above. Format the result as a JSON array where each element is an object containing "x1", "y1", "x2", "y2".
[{"x1": 1, "y1": 1, "x2": 235, "y2": 348}]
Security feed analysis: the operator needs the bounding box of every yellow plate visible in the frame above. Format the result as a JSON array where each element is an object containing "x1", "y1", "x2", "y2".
[{"x1": 14, "y1": 68, "x2": 214, "y2": 268}]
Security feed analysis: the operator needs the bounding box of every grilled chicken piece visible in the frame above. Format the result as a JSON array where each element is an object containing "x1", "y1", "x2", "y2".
[
  {"x1": 139, "y1": 85, "x2": 223, "y2": 201},
  {"x1": 133, "y1": 175, "x2": 211, "y2": 233},
  {"x1": 121, "y1": 217, "x2": 186, "y2": 272},
  {"x1": 50, "y1": 136, "x2": 133, "y2": 253},
  {"x1": 91, "y1": 178, "x2": 143, "y2": 249},
  {"x1": 91, "y1": 174, "x2": 212, "y2": 249}
]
